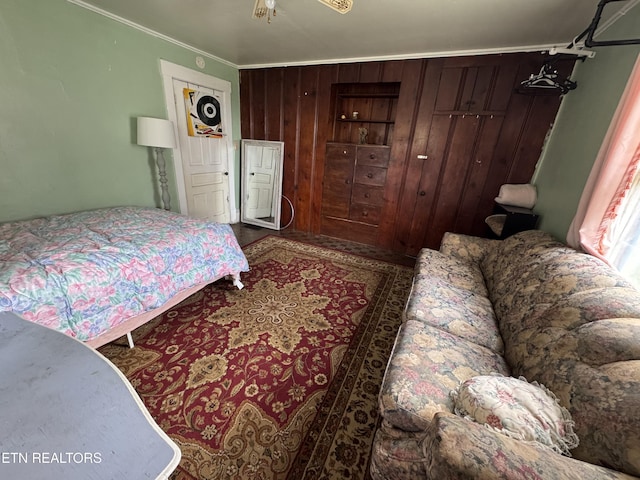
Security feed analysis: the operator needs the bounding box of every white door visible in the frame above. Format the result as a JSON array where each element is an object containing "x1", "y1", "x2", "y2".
[
  {"x1": 245, "y1": 144, "x2": 277, "y2": 220},
  {"x1": 172, "y1": 79, "x2": 229, "y2": 222},
  {"x1": 160, "y1": 60, "x2": 237, "y2": 223}
]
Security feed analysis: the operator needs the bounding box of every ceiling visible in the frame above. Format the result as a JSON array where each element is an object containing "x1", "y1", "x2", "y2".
[{"x1": 69, "y1": 0, "x2": 636, "y2": 68}]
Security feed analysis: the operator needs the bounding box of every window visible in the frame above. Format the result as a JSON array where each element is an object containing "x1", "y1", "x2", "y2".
[
  {"x1": 606, "y1": 164, "x2": 640, "y2": 288},
  {"x1": 567, "y1": 54, "x2": 640, "y2": 289}
]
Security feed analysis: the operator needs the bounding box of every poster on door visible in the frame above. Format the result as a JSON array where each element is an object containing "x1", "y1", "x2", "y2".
[{"x1": 183, "y1": 88, "x2": 224, "y2": 137}]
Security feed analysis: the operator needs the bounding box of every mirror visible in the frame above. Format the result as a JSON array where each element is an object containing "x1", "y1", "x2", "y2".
[{"x1": 241, "y1": 139, "x2": 284, "y2": 230}]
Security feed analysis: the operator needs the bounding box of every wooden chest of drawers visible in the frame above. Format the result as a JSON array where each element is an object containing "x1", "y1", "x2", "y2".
[{"x1": 321, "y1": 142, "x2": 391, "y2": 243}]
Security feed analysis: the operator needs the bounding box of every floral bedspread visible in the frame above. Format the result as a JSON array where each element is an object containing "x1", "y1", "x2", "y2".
[{"x1": 0, "y1": 206, "x2": 249, "y2": 342}]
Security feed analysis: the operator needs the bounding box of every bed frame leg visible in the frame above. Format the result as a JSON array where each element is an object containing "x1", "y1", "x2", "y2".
[
  {"x1": 126, "y1": 332, "x2": 134, "y2": 348},
  {"x1": 232, "y1": 273, "x2": 244, "y2": 290}
]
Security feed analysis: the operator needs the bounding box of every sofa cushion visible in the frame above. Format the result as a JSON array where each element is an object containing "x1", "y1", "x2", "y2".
[
  {"x1": 379, "y1": 321, "x2": 510, "y2": 432},
  {"x1": 439, "y1": 232, "x2": 498, "y2": 265},
  {"x1": 507, "y1": 319, "x2": 640, "y2": 477},
  {"x1": 405, "y1": 276, "x2": 503, "y2": 354},
  {"x1": 369, "y1": 422, "x2": 428, "y2": 480},
  {"x1": 414, "y1": 248, "x2": 488, "y2": 297},
  {"x1": 424, "y1": 412, "x2": 632, "y2": 480},
  {"x1": 451, "y1": 375, "x2": 579, "y2": 456},
  {"x1": 494, "y1": 252, "x2": 632, "y2": 348},
  {"x1": 480, "y1": 230, "x2": 563, "y2": 291},
  {"x1": 506, "y1": 287, "x2": 640, "y2": 374}
]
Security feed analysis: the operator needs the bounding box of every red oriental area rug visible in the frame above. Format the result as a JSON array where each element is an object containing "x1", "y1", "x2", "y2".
[{"x1": 100, "y1": 236, "x2": 413, "y2": 480}]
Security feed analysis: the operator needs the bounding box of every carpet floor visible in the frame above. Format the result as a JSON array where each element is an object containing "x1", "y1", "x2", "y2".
[{"x1": 100, "y1": 236, "x2": 413, "y2": 480}]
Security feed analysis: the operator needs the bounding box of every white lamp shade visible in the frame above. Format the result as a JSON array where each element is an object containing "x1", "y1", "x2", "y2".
[{"x1": 137, "y1": 117, "x2": 177, "y2": 149}]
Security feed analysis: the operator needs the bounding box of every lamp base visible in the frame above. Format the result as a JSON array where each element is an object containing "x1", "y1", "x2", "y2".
[{"x1": 155, "y1": 147, "x2": 171, "y2": 211}]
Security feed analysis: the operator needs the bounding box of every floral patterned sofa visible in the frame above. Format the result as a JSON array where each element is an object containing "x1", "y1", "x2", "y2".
[{"x1": 370, "y1": 230, "x2": 640, "y2": 479}]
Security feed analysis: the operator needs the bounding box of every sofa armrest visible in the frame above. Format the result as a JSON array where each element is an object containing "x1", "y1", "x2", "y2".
[
  {"x1": 424, "y1": 412, "x2": 635, "y2": 480},
  {"x1": 439, "y1": 233, "x2": 498, "y2": 264}
]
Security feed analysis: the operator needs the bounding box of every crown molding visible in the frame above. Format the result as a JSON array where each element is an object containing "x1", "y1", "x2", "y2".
[
  {"x1": 67, "y1": 0, "x2": 638, "y2": 71},
  {"x1": 238, "y1": 44, "x2": 559, "y2": 70},
  {"x1": 66, "y1": 0, "x2": 238, "y2": 69}
]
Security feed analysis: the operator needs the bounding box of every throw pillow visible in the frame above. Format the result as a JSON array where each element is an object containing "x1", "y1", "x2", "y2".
[{"x1": 451, "y1": 374, "x2": 579, "y2": 456}]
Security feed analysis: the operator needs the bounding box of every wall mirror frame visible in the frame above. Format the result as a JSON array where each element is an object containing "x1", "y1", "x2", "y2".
[{"x1": 240, "y1": 139, "x2": 285, "y2": 230}]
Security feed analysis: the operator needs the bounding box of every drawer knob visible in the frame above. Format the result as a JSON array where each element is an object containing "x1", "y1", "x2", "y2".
[
  {"x1": 362, "y1": 211, "x2": 368, "y2": 217},
  {"x1": 419, "y1": 191, "x2": 426, "y2": 196},
  {"x1": 367, "y1": 173, "x2": 373, "y2": 178},
  {"x1": 343, "y1": 150, "x2": 348, "y2": 154},
  {"x1": 345, "y1": 179, "x2": 351, "y2": 185},
  {"x1": 369, "y1": 153, "x2": 376, "y2": 159},
  {"x1": 364, "y1": 193, "x2": 370, "y2": 198}
]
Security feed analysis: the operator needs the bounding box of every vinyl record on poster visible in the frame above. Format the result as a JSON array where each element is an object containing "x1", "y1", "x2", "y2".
[
  {"x1": 183, "y1": 88, "x2": 224, "y2": 137},
  {"x1": 196, "y1": 95, "x2": 221, "y2": 127}
]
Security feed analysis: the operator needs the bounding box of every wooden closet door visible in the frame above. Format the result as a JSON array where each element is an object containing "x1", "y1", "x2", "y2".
[{"x1": 392, "y1": 56, "x2": 563, "y2": 255}]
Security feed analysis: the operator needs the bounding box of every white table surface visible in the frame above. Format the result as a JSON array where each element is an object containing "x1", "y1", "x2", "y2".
[{"x1": 0, "y1": 312, "x2": 181, "y2": 479}]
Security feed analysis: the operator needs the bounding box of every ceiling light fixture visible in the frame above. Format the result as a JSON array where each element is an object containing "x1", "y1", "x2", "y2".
[
  {"x1": 317, "y1": 0, "x2": 353, "y2": 14},
  {"x1": 253, "y1": 0, "x2": 276, "y2": 23}
]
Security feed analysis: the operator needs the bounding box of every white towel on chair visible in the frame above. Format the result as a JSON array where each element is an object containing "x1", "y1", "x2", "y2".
[{"x1": 494, "y1": 184, "x2": 537, "y2": 209}]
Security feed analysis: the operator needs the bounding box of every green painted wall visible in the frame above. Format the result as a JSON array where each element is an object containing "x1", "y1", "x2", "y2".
[
  {"x1": 0, "y1": 0, "x2": 240, "y2": 223},
  {"x1": 533, "y1": 7, "x2": 640, "y2": 241}
]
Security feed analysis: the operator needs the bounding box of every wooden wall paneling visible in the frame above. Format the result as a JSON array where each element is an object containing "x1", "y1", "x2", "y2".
[
  {"x1": 239, "y1": 70, "x2": 253, "y2": 139},
  {"x1": 454, "y1": 115, "x2": 504, "y2": 237},
  {"x1": 459, "y1": 67, "x2": 480, "y2": 110},
  {"x1": 239, "y1": 53, "x2": 567, "y2": 252},
  {"x1": 359, "y1": 61, "x2": 384, "y2": 82},
  {"x1": 455, "y1": 60, "x2": 516, "y2": 238},
  {"x1": 390, "y1": 59, "x2": 442, "y2": 253},
  {"x1": 377, "y1": 59, "x2": 426, "y2": 249},
  {"x1": 508, "y1": 85, "x2": 569, "y2": 185},
  {"x1": 476, "y1": 59, "x2": 563, "y2": 234},
  {"x1": 250, "y1": 69, "x2": 267, "y2": 139},
  {"x1": 337, "y1": 63, "x2": 361, "y2": 83},
  {"x1": 474, "y1": 57, "x2": 569, "y2": 238},
  {"x1": 310, "y1": 64, "x2": 339, "y2": 233},
  {"x1": 473, "y1": 62, "x2": 535, "y2": 235},
  {"x1": 506, "y1": 58, "x2": 563, "y2": 184},
  {"x1": 510, "y1": 95, "x2": 562, "y2": 183},
  {"x1": 468, "y1": 65, "x2": 497, "y2": 110},
  {"x1": 434, "y1": 67, "x2": 465, "y2": 111},
  {"x1": 424, "y1": 116, "x2": 483, "y2": 249},
  {"x1": 398, "y1": 55, "x2": 536, "y2": 252},
  {"x1": 281, "y1": 67, "x2": 301, "y2": 229},
  {"x1": 400, "y1": 114, "x2": 452, "y2": 254},
  {"x1": 265, "y1": 68, "x2": 284, "y2": 141},
  {"x1": 460, "y1": 65, "x2": 518, "y2": 239},
  {"x1": 321, "y1": 146, "x2": 354, "y2": 218},
  {"x1": 381, "y1": 61, "x2": 405, "y2": 83},
  {"x1": 295, "y1": 66, "x2": 321, "y2": 232},
  {"x1": 488, "y1": 62, "x2": 520, "y2": 111}
]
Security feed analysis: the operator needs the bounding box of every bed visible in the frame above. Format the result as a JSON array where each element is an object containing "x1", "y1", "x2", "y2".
[{"x1": 0, "y1": 206, "x2": 249, "y2": 348}]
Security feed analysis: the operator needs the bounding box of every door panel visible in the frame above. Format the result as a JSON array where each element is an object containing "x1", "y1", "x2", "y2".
[
  {"x1": 173, "y1": 79, "x2": 230, "y2": 222},
  {"x1": 454, "y1": 116, "x2": 504, "y2": 235},
  {"x1": 423, "y1": 116, "x2": 482, "y2": 250},
  {"x1": 245, "y1": 144, "x2": 278, "y2": 219}
]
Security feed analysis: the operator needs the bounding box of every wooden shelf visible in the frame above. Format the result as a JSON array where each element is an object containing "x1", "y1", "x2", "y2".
[{"x1": 331, "y1": 82, "x2": 400, "y2": 146}]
